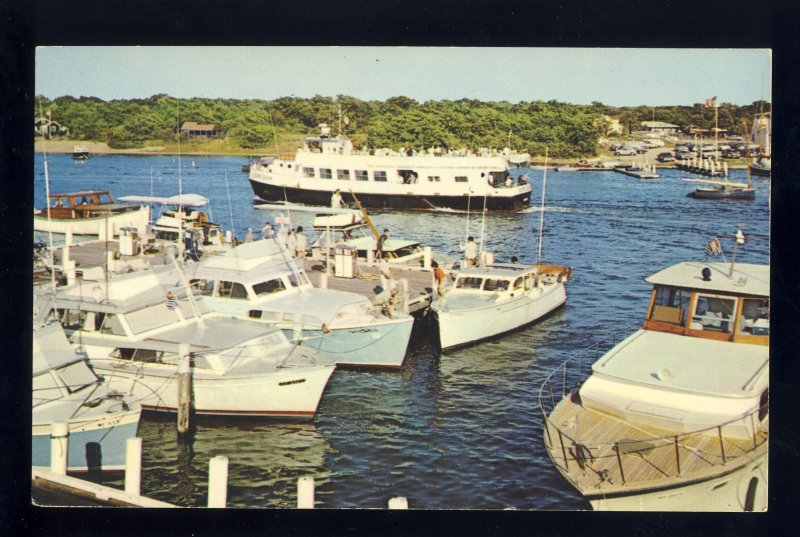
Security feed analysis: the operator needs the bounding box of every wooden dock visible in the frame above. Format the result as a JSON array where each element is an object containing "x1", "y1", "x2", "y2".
[
  {"x1": 32, "y1": 468, "x2": 175, "y2": 507},
  {"x1": 614, "y1": 168, "x2": 660, "y2": 179}
]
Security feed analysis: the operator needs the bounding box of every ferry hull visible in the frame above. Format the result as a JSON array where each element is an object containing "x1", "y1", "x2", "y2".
[
  {"x1": 32, "y1": 408, "x2": 142, "y2": 472},
  {"x1": 434, "y1": 282, "x2": 566, "y2": 351},
  {"x1": 249, "y1": 179, "x2": 530, "y2": 212},
  {"x1": 284, "y1": 316, "x2": 414, "y2": 368},
  {"x1": 88, "y1": 358, "x2": 335, "y2": 419}
]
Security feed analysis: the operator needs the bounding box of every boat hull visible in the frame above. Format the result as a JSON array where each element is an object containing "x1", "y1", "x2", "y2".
[
  {"x1": 249, "y1": 179, "x2": 530, "y2": 212},
  {"x1": 587, "y1": 449, "x2": 768, "y2": 511},
  {"x1": 284, "y1": 317, "x2": 414, "y2": 368},
  {"x1": 33, "y1": 206, "x2": 151, "y2": 236},
  {"x1": 691, "y1": 188, "x2": 755, "y2": 200},
  {"x1": 32, "y1": 408, "x2": 142, "y2": 472},
  {"x1": 749, "y1": 165, "x2": 771, "y2": 177},
  {"x1": 434, "y1": 282, "x2": 566, "y2": 351},
  {"x1": 88, "y1": 357, "x2": 336, "y2": 419}
]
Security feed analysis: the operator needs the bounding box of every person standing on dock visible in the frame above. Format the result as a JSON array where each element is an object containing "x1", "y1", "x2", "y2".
[
  {"x1": 294, "y1": 226, "x2": 308, "y2": 268},
  {"x1": 461, "y1": 236, "x2": 478, "y2": 266},
  {"x1": 261, "y1": 222, "x2": 276, "y2": 239},
  {"x1": 432, "y1": 261, "x2": 447, "y2": 297},
  {"x1": 376, "y1": 228, "x2": 389, "y2": 259},
  {"x1": 331, "y1": 189, "x2": 343, "y2": 209}
]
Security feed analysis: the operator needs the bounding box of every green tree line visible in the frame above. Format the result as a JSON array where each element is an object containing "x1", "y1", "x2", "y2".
[{"x1": 35, "y1": 94, "x2": 770, "y2": 158}]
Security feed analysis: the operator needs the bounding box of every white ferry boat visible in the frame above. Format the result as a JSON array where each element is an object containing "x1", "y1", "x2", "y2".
[
  {"x1": 248, "y1": 124, "x2": 532, "y2": 211},
  {"x1": 432, "y1": 261, "x2": 571, "y2": 351},
  {"x1": 541, "y1": 259, "x2": 769, "y2": 511}
]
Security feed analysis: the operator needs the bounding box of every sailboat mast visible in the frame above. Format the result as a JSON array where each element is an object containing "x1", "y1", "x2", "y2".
[
  {"x1": 743, "y1": 119, "x2": 753, "y2": 189},
  {"x1": 536, "y1": 148, "x2": 549, "y2": 266}
]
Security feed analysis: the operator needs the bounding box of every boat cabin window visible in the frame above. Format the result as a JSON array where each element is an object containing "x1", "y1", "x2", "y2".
[
  {"x1": 216, "y1": 281, "x2": 249, "y2": 300},
  {"x1": 112, "y1": 348, "x2": 163, "y2": 363},
  {"x1": 391, "y1": 244, "x2": 422, "y2": 258},
  {"x1": 303, "y1": 167, "x2": 315, "y2": 178},
  {"x1": 55, "y1": 361, "x2": 98, "y2": 394},
  {"x1": 288, "y1": 270, "x2": 310, "y2": 287},
  {"x1": 691, "y1": 294, "x2": 736, "y2": 333},
  {"x1": 427, "y1": 176, "x2": 441, "y2": 182},
  {"x1": 483, "y1": 278, "x2": 510, "y2": 292},
  {"x1": 648, "y1": 286, "x2": 691, "y2": 326},
  {"x1": 399, "y1": 170, "x2": 418, "y2": 184},
  {"x1": 58, "y1": 308, "x2": 88, "y2": 331},
  {"x1": 736, "y1": 297, "x2": 770, "y2": 336},
  {"x1": 253, "y1": 278, "x2": 287, "y2": 296},
  {"x1": 190, "y1": 279, "x2": 215, "y2": 296},
  {"x1": 455, "y1": 176, "x2": 469, "y2": 183},
  {"x1": 337, "y1": 169, "x2": 350, "y2": 180},
  {"x1": 97, "y1": 193, "x2": 113, "y2": 204},
  {"x1": 355, "y1": 170, "x2": 369, "y2": 181},
  {"x1": 373, "y1": 171, "x2": 388, "y2": 182},
  {"x1": 456, "y1": 277, "x2": 483, "y2": 289},
  {"x1": 320, "y1": 168, "x2": 332, "y2": 179},
  {"x1": 98, "y1": 313, "x2": 127, "y2": 336},
  {"x1": 513, "y1": 277, "x2": 524, "y2": 290}
]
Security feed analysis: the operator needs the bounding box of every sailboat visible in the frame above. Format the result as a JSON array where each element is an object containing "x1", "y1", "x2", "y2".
[
  {"x1": 687, "y1": 119, "x2": 755, "y2": 200},
  {"x1": 749, "y1": 112, "x2": 771, "y2": 178}
]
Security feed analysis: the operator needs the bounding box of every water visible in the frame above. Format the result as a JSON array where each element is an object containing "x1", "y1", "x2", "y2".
[{"x1": 34, "y1": 154, "x2": 770, "y2": 509}]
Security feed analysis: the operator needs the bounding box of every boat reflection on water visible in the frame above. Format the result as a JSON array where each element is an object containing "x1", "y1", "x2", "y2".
[{"x1": 137, "y1": 415, "x2": 335, "y2": 508}]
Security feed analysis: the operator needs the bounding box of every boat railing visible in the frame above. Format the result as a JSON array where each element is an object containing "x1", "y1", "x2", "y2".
[{"x1": 538, "y1": 329, "x2": 769, "y2": 486}]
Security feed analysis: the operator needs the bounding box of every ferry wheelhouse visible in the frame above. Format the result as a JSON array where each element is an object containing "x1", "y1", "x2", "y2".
[
  {"x1": 541, "y1": 260, "x2": 769, "y2": 511},
  {"x1": 248, "y1": 124, "x2": 531, "y2": 211}
]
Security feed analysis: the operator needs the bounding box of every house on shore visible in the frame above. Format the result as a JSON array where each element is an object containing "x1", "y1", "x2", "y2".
[
  {"x1": 640, "y1": 121, "x2": 680, "y2": 135},
  {"x1": 180, "y1": 122, "x2": 220, "y2": 140},
  {"x1": 35, "y1": 117, "x2": 70, "y2": 138}
]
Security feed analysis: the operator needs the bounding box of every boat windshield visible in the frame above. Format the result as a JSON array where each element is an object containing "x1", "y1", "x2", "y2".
[
  {"x1": 253, "y1": 278, "x2": 287, "y2": 296},
  {"x1": 736, "y1": 297, "x2": 770, "y2": 336},
  {"x1": 690, "y1": 293, "x2": 737, "y2": 333},
  {"x1": 483, "y1": 279, "x2": 510, "y2": 292},
  {"x1": 648, "y1": 286, "x2": 691, "y2": 326},
  {"x1": 456, "y1": 277, "x2": 483, "y2": 289}
]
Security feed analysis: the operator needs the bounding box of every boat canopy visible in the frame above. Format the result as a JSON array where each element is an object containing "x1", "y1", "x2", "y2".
[{"x1": 118, "y1": 194, "x2": 209, "y2": 207}]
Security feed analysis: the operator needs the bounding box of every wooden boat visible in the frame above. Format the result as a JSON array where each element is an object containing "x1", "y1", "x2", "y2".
[
  {"x1": 43, "y1": 267, "x2": 336, "y2": 418},
  {"x1": 541, "y1": 255, "x2": 768, "y2": 511},
  {"x1": 249, "y1": 122, "x2": 531, "y2": 212},
  {"x1": 34, "y1": 190, "x2": 151, "y2": 237},
  {"x1": 33, "y1": 322, "x2": 142, "y2": 472}
]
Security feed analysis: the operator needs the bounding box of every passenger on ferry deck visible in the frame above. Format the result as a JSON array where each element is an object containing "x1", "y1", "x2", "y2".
[{"x1": 331, "y1": 189, "x2": 343, "y2": 209}]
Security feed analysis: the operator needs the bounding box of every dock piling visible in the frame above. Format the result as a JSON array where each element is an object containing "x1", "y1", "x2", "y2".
[
  {"x1": 50, "y1": 422, "x2": 69, "y2": 475},
  {"x1": 177, "y1": 343, "x2": 192, "y2": 435},
  {"x1": 297, "y1": 476, "x2": 315, "y2": 509},
  {"x1": 207, "y1": 456, "x2": 229, "y2": 508},
  {"x1": 124, "y1": 437, "x2": 142, "y2": 496},
  {"x1": 388, "y1": 497, "x2": 409, "y2": 509}
]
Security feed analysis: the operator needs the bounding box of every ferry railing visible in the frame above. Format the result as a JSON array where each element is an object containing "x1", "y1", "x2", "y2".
[{"x1": 538, "y1": 330, "x2": 769, "y2": 485}]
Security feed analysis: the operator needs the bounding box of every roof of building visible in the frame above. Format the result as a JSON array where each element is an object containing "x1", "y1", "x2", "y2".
[
  {"x1": 180, "y1": 122, "x2": 218, "y2": 131},
  {"x1": 641, "y1": 121, "x2": 679, "y2": 128}
]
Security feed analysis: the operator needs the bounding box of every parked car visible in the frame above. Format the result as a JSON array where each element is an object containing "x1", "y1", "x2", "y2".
[
  {"x1": 656, "y1": 152, "x2": 675, "y2": 162},
  {"x1": 614, "y1": 147, "x2": 637, "y2": 156},
  {"x1": 722, "y1": 149, "x2": 742, "y2": 159},
  {"x1": 675, "y1": 151, "x2": 693, "y2": 161}
]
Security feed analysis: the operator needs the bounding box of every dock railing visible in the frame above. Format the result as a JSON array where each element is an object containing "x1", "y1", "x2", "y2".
[{"x1": 538, "y1": 329, "x2": 769, "y2": 487}]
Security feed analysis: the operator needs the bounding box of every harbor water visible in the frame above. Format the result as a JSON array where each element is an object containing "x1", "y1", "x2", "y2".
[{"x1": 34, "y1": 154, "x2": 770, "y2": 509}]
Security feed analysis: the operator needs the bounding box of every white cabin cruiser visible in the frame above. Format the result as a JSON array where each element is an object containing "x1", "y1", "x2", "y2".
[
  {"x1": 541, "y1": 260, "x2": 769, "y2": 511},
  {"x1": 432, "y1": 261, "x2": 572, "y2": 351},
  {"x1": 248, "y1": 124, "x2": 531, "y2": 211},
  {"x1": 187, "y1": 239, "x2": 414, "y2": 368},
  {"x1": 33, "y1": 322, "x2": 142, "y2": 472},
  {"x1": 34, "y1": 190, "x2": 151, "y2": 237},
  {"x1": 43, "y1": 267, "x2": 336, "y2": 419}
]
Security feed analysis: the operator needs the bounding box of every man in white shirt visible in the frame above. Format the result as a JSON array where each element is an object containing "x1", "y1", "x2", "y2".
[{"x1": 461, "y1": 236, "x2": 478, "y2": 266}]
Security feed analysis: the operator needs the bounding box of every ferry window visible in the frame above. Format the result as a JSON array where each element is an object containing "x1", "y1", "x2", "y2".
[
  {"x1": 455, "y1": 176, "x2": 469, "y2": 183},
  {"x1": 691, "y1": 294, "x2": 736, "y2": 333},
  {"x1": 355, "y1": 170, "x2": 369, "y2": 181},
  {"x1": 484, "y1": 279, "x2": 510, "y2": 292},
  {"x1": 736, "y1": 297, "x2": 770, "y2": 336},
  {"x1": 649, "y1": 286, "x2": 691, "y2": 326},
  {"x1": 303, "y1": 167, "x2": 315, "y2": 178},
  {"x1": 374, "y1": 170, "x2": 388, "y2": 182},
  {"x1": 456, "y1": 277, "x2": 483, "y2": 289},
  {"x1": 337, "y1": 169, "x2": 350, "y2": 180},
  {"x1": 427, "y1": 176, "x2": 441, "y2": 182},
  {"x1": 217, "y1": 281, "x2": 249, "y2": 300},
  {"x1": 320, "y1": 168, "x2": 333, "y2": 179},
  {"x1": 253, "y1": 279, "x2": 287, "y2": 296}
]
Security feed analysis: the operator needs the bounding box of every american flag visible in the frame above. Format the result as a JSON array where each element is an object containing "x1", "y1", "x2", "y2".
[{"x1": 705, "y1": 96, "x2": 717, "y2": 108}]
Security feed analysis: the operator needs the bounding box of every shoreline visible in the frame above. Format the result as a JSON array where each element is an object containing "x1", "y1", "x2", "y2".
[{"x1": 33, "y1": 140, "x2": 749, "y2": 169}]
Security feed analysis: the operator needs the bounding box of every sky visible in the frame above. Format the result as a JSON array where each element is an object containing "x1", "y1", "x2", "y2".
[{"x1": 35, "y1": 47, "x2": 771, "y2": 107}]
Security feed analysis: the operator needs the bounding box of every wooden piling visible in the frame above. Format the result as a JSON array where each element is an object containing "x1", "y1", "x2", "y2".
[
  {"x1": 297, "y1": 476, "x2": 315, "y2": 509},
  {"x1": 124, "y1": 437, "x2": 142, "y2": 496},
  {"x1": 207, "y1": 456, "x2": 229, "y2": 508},
  {"x1": 50, "y1": 422, "x2": 69, "y2": 475},
  {"x1": 177, "y1": 343, "x2": 192, "y2": 435},
  {"x1": 388, "y1": 497, "x2": 409, "y2": 509}
]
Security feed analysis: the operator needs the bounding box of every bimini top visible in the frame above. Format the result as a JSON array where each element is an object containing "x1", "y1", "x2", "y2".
[{"x1": 646, "y1": 261, "x2": 769, "y2": 297}]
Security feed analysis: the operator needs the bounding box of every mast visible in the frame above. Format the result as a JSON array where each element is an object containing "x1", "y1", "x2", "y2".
[
  {"x1": 536, "y1": 148, "x2": 549, "y2": 266},
  {"x1": 743, "y1": 119, "x2": 753, "y2": 189}
]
